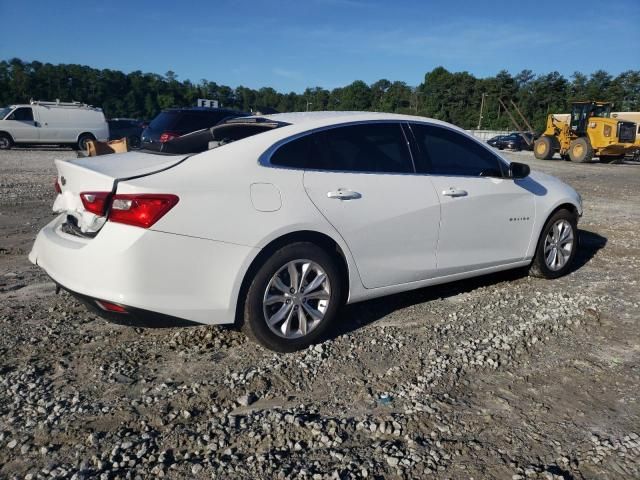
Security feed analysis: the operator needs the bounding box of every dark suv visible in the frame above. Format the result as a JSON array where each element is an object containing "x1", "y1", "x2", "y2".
[
  {"x1": 108, "y1": 118, "x2": 145, "y2": 148},
  {"x1": 141, "y1": 108, "x2": 248, "y2": 151}
]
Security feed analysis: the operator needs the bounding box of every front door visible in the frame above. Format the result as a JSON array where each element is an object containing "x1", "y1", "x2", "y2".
[
  {"x1": 6, "y1": 107, "x2": 39, "y2": 142},
  {"x1": 408, "y1": 123, "x2": 535, "y2": 275}
]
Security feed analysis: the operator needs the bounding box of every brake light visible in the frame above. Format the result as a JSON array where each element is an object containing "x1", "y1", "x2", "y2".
[
  {"x1": 80, "y1": 191, "x2": 110, "y2": 216},
  {"x1": 108, "y1": 194, "x2": 179, "y2": 228},
  {"x1": 54, "y1": 177, "x2": 62, "y2": 194},
  {"x1": 159, "y1": 131, "x2": 180, "y2": 143}
]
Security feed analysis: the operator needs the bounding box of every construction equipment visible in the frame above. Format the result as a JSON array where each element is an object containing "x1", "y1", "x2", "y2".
[{"x1": 534, "y1": 101, "x2": 638, "y2": 162}]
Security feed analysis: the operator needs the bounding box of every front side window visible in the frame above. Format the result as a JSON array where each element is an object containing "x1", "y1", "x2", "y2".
[
  {"x1": 9, "y1": 107, "x2": 34, "y2": 122},
  {"x1": 308, "y1": 123, "x2": 414, "y2": 173},
  {"x1": 410, "y1": 124, "x2": 504, "y2": 177}
]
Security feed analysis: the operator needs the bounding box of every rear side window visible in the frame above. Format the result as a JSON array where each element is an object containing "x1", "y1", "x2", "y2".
[
  {"x1": 410, "y1": 124, "x2": 504, "y2": 177},
  {"x1": 270, "y1": 134, "x2": 315, "y2": 168},
  {"x1": 308, "y1": 123, "x2": 414, "y2": 173},
  {"x1": 9, "y1": 107, "x2": 34, "y2": 121}
]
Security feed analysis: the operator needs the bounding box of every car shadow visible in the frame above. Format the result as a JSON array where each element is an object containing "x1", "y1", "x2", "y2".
[{"x1": 327, "y1": 228, "x2": 607, "y2": 341}]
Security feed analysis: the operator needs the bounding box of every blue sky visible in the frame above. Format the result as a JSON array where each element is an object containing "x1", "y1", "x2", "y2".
[{"x1": 1, "y1": 0, "x2": 638, "y2": 92}]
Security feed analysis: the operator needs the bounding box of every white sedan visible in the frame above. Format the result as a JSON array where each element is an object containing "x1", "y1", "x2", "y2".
[{"x1": 30, "y1": 112, "x2": 582, "y2": 351}]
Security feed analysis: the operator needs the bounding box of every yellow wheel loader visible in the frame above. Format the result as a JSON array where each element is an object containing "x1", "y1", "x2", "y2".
[{"x1": 534, "y1": 101, "x2": 638, "y2": 162}]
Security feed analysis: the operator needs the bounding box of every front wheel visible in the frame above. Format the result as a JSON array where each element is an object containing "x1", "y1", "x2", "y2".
[
  {"x1": 533, "y1": 136, "x2": 555, "y2": 160},
  {"x1": 529, "y1": 209, "x2": 578, "y2": 279},
  {"x1": 242, "y1": 242, "x2": 343, "y2": 352}
]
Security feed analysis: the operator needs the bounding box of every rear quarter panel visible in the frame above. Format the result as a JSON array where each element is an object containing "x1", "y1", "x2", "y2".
[{"x1": 115, "y1": 135, "x2": 365, "y2": 302}]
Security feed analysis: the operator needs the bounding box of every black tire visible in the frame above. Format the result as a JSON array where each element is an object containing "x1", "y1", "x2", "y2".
[
  {"x1": 529, "y1": 209, "x2": 578, "y2": 279},
  {"x1": 568, "y1": 137, "x2": 593, "y2": 163},
  {"x1": 75, "y1": 133, "x2": 95, "y2": 151},
  {"x1": 128, "y1": 136, "x2": 141, "y2": 149},
  {"x1": 242, "y1": 242, "x2": 344, "y2": 352},
  {"x1": 0, "y1": 133, "x2": 13, "y2": 150},
  {"x1": 533, "y1": 136, "x2": 555, "y2": 160}
]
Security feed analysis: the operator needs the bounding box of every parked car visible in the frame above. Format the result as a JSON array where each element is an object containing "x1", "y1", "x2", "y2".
[
  {"x1": 0, "y1": 101, "x2": 109, "y2": 150},
  {"x1": 108, "y1": 118, "x2": 145, "y2": 148},
  {"x1": 30, "y1": 112, "x2": 582, "y2": 352},
  {"x1": 486, "y1": 135, "x2": 506, "y2": 148},
  {"x1": 140, "y1": 107, "x2": 248, "y2": 151},
  {"x1": 487, "y1": 133, "x2": 530, "y2": 151}
]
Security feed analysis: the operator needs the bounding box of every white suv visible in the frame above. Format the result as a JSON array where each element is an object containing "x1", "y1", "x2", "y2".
[{"x1": 0, "y1": 100, "x2": 109, "y2": 150}]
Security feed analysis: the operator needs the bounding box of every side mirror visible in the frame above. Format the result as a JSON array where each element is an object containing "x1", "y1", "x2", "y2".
[{"x1": 509, "y1": 162, "x2": 530, "y2": 179}]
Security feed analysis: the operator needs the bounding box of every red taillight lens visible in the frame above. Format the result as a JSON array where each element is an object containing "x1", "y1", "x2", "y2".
[
  {"x1": 54, "y1": 178, "x2": 62, "y2": 194},
  {"x1": 95, "y1": 300, "x2": 128, "y2": 313},
  {"x1": 108, "y1": 194, "x2": 179, "y2": 229},
  {"x1": 159, "y1": 131, "x2": 180, "y2": 143},
  {"x1": 80, "y1": 191, "x2": 111, "y2": 216}
]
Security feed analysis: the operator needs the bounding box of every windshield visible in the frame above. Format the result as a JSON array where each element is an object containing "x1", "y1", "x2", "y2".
[
  {"x1": 592, "y1": 104, "x2": 611, "y2": 118},
  {"x1": 0, "y1": 107, "x2": 13, "y2": 119}
]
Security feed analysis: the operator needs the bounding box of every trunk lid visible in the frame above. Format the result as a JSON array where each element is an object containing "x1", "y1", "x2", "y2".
[{"x1": 53, "y1": 151, "x2": 187, "y2": 234}]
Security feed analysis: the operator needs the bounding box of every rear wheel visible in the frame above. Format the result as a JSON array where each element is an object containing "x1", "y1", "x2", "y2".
[
  {"x1": 533, "y1": 136, "x2": 555, "y2": 160},
  {"x1": 0, "y1": 133, "x2": 13, "y2": 150},
  {"x1": 568, "y1": 137, "x2": 593, "y2": 163},
  {"x1": 529, "y1": 209, "x2": 578, "y2": 279},
  {"x1": 242, "y1": 242, "x2": 343, "y2": 352},
  {"x1": 75, "y1": 133, "x2": 95, "y2": 151}
]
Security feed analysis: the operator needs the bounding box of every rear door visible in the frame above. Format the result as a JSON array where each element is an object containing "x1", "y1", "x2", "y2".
[
  {"x1": 6, "y1": 107, "x2": 39, "y2": 142},
  {"x1": 408, "y1": 123, "x2": 535, "y2": 275},
  {"x1": 298, "y1": 122, "x2": 441, "y2": 289}
]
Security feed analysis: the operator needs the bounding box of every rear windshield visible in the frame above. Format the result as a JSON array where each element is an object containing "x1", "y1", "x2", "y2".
[
  {"x1": 156, "y1": 117, "x2": 289, "y2": 155},
  {"x1": 149, "y1": 112, "x2": 178, "y2": 131}
]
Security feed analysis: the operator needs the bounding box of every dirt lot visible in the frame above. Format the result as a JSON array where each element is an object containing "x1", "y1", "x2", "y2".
[{"x1": 1, "y1": 148, "x2": 639, "y2": 479}]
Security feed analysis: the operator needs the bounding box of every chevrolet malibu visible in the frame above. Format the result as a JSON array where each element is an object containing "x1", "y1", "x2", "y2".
[{"x1": 30, "y1": 112, "x2": 582, "y2": 352}]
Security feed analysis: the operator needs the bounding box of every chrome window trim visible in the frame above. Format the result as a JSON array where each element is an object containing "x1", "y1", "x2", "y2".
[{"x1": 258, "y1": 119, "x2": 418, "y2": 175}]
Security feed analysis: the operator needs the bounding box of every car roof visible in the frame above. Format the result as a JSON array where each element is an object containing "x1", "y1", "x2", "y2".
[
  {"x1": 260, "y1": 111, "x2": 459, "y2": 131},
  {"x1": 162, "y1": 107, "x2": 243, "y2": 113}
]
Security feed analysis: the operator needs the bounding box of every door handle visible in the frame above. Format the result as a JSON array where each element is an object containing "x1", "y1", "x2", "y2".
[
  {"x1": 442, "y1": 188, "x2": 468, "y2": 197},
  {"x1": 327, "y1": 189, "x2": 362, "y2": 200}
]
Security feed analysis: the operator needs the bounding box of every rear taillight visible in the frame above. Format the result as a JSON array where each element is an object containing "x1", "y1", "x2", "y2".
[
  {"x1": 159, "y1": 131, "x2": 180, "y2": 143},
  {"x1": 54, "y1": 178, "x2": 62, "y2": 194},
  {"x1": 80, "y1": 191, "x2": 111, "y2": 216},
  {"x1": 108, "y1": 194, "x2": 179, "y2": 228}
]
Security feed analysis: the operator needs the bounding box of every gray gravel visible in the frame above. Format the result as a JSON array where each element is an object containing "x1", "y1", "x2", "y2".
[{"x1": 1, "y1": 148, "x2": 639, "y2": 479}]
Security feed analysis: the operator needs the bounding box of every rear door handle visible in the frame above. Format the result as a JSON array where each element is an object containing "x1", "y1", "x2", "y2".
[
  {"x1": 442, "y1": 188, "x2": 468, "y2": 197},
  {"x1": 327, "y1": 189, "x2": 362, "y2": 200}
]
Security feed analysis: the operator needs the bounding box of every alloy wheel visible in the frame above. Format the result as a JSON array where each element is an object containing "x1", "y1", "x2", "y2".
[
  {"x1": 544, "y1": 219, "x2": 574, "y2": 271},
  {"x1": 262, "y1": 259, "x2": 331, "y2": 339}
]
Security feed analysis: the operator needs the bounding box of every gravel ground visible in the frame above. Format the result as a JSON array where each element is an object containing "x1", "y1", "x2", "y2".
[{"x1": 1, "y1": 148, "x2": 639, "y2": 479}]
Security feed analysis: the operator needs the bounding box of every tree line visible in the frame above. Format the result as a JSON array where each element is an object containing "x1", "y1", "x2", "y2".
[{"x1": 1, "y1": 58, "x2": 639, "y2": 132}]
